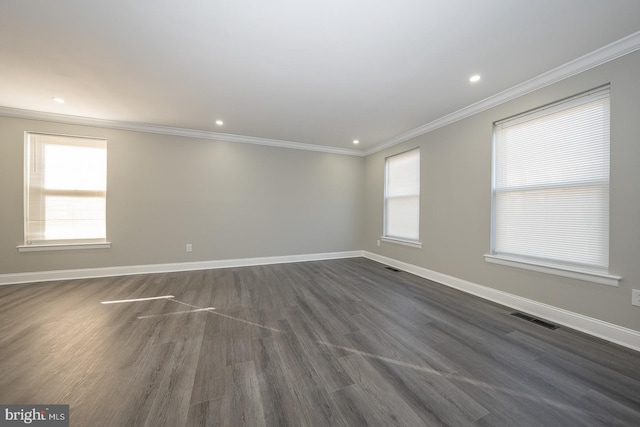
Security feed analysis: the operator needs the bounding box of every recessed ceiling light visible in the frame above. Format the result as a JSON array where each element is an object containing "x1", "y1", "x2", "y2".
[
  {"x1": 215, "y1": 120, "x2": 223, "y2": 126},
  {"x1": 52, "y1": 97, "x2": 65, "y2": 104},
  {"x1": 469, "y1": 75, "x2": 481, "y2": 83},
  {"x1": 353, "y1": 140, "x2": 359, "y2": 145}
]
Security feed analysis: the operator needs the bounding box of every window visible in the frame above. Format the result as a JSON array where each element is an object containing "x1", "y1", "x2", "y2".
[
  {"x1": 383, "y1": 148, "x2": 421, "y2": 246},
  {"x1": 488, "y1": 87, "x2": 615, "y2": 283},
  {"x1": 22, "y1": 132, "x2": 108, "y2": 250}
]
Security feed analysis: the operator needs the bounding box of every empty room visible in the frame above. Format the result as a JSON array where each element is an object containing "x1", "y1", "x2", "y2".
[{"x1": 1, "y1": 1, "x2": 640, "y2": 426}]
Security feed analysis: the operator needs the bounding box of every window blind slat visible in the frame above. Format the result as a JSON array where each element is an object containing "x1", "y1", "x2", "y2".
[
  {"x1": 26, "y1": 133, "x2": 107, "y2": 244},
  {"x1": 384, "y1": 149, "x2": 420, "y2": 241},
  {"x1": 492, "y1": 88, "x2": 610, "y2": 272}
]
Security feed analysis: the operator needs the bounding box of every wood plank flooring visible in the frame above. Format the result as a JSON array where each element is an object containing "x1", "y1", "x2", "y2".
[{"x1": 1, "y1": 258, "x2": 639, "y2": 426}]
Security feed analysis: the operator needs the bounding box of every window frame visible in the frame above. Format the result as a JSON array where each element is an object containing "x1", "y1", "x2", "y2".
[
  {"x1": 382, "y1": 147, "x2": 422, "y2": 248},
  {"x1": 485, "y1": 86, "x2": 620, "y2": 286},
  {"x1": 18, "y1": 132, "x2": 111, "y2": 252}
]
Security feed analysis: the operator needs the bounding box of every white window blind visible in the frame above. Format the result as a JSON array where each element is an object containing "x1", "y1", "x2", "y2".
[
  {"x1": 491, "y1": 87, "x2": 610, "y2": 272},
  {"x1": 384, "y1": 148, "x2": 420, "y2": 242},
  {"x1": 25, "y1": 133, "x2": 107, "y2": 245}
]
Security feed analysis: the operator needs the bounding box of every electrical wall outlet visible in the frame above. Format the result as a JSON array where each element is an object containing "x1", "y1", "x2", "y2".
[
  {"x1": 186, "y1": 243, "x2": 192, "y2": 252},
  {"x1": 632, "y1": 289, "x2": 640, "y2": 307},
  {"x1": 377, "y1": 239, "x2": 381, "y2": 247}
]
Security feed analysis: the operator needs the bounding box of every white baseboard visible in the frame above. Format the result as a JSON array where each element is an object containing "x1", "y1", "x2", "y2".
[
  {"x1": 363, "y1": 251, "x2": 640, "y2": 352},
  {"x1": 2, "y1": 249, "x2": 638, "y2": 352},
  {"x1": 0, "y1": 250, "x2": 363, "y2": 286}
]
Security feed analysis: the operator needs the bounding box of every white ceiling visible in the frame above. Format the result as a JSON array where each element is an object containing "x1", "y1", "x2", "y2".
[{"x1": 1, "y1": 0, "x2": 640, "y2": 153}]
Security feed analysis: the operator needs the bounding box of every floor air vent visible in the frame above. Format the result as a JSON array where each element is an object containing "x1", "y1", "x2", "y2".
[
  {"x1": 511, "y1": 312, "x2": 559, "y2": 330},
  {"x1": 385, "y1": 266, "x2": 401, "y2": 272}
]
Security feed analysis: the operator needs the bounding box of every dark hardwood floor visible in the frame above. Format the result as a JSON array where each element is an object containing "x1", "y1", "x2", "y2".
[{"x1": 1, "y1": 258, "x2": 639, "y2": 426}]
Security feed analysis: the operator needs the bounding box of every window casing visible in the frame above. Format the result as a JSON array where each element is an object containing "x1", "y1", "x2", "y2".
[
  {"x1": 24, "y1": 133, "x2": 107, "y2": 247},
  {"x1": 384, "y1": 148, "x2": 420, "y2": 245},
  {"x1": 490, "y1": 87, "x2": 611, "y2": 277}
]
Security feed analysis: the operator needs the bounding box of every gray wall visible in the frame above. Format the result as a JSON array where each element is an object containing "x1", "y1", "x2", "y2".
[
  {"x1": 363, "y1": 51, "x2": 640, "y2": 331},
  {"x1": 1, "y1": 51, "x2": 638, "y2": 333},
  {"x1": 0, "y1": 118, "x2": 364, "y2": 273}
]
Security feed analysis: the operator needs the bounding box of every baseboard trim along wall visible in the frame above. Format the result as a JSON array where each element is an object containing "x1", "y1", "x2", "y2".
[
  {"x1": 1, "y1": 250, "x2": 638, "y2": 352},
  {"x1": 362, "y1": 251, "x2": 640, "y2": 353},
  {"x1": 0, "y1": 250, "x2": 362, "y2": 286}
]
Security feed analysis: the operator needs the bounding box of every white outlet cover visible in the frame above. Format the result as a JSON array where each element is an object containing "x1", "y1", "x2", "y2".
[{"x1": 632, "y1": 289, "x2": 640, "y2": 307}]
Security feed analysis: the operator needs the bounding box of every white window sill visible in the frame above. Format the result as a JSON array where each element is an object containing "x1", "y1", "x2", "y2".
[
  {"x1": 380, "y1": 237, "x2": 423, "y2": 249},
  {"x1": 17, "y1": 242, "x2": 112, "y2": 252},
  {"x1": 484, "y1": 254, "x2": 621, "y2": 287}
]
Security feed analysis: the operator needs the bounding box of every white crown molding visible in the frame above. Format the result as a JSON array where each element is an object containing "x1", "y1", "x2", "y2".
[
  {"x1": 365, "y1": 30, "x2": 640, "y2": 155},
  {"x1": 363, "y1": 251, "x2": 640, "y2": 352},
  {"x1": 0, "y1": 250, "x2": 363, "y2": 286},
  {"x1": 1, "y1": 32, "x2": 638, "y2": 158},
  {"x1": 208, "y1": 132, "x2": 363, "y2": 156},
  {"x1": 0, "y1": 106, "x2": 364, "y2": 157}
]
